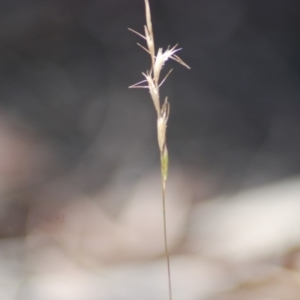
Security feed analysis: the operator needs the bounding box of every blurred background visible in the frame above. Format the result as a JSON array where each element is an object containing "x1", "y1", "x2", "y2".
[{"x1": 1, "y1": 0, "x2": 300, "y2": 299}]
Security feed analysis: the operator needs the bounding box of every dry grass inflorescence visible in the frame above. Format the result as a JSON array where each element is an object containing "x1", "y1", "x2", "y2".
[{"x1": 129, "y1": 0, "x2": 190, "y2": 299}]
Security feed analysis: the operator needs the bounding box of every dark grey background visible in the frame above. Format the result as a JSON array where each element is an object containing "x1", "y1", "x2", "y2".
[{"x1": 0, "y1": 0, "x2": 300, "y2": 237}]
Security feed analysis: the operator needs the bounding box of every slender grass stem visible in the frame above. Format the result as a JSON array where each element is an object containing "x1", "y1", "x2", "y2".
[{"x1": 162, "y1": 177, "x2": 172, "y2": 300}]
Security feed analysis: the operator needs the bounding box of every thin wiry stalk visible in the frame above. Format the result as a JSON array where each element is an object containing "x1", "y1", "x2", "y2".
[
  {"x1": 162, "y1": 178, "x2": 172, "y2": 300},
  {"x1": 129, "y1": 1, "x2": 189, "y2": 299}
]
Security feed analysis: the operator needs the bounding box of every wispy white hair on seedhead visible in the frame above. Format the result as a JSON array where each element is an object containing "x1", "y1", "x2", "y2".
[{"x1": 129, "y1": 0, "x2": 190, "y2": 117}]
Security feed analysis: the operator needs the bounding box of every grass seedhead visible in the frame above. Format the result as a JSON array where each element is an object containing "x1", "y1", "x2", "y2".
[{"x1": 129, "y1": 1, "x2": 189, "y2": 299}]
